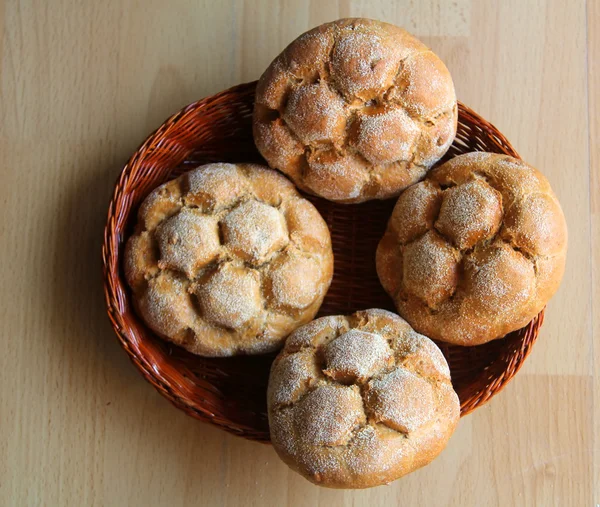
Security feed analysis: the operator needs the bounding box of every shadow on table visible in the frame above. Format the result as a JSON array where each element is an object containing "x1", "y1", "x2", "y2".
[{"x1": 46, "y1": 152, "x2": 137, "y2": 385}]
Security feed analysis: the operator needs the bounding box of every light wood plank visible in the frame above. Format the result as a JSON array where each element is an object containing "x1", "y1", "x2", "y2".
[
  {"x1": 587, "y1": 0, "x2": 599, "y2": 501},
  {"x1": 0, "y1": 0, "x2": 595, "y2": 505}
]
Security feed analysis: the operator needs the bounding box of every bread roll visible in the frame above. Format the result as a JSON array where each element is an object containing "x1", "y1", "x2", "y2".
[
  {"x1": 376, "y1": 152, "x2": 567, "y2": 345},
  {"x1": 124, "y1": 163, "x2": 334, "y2": 356},
  {"x1": 253, "y1": 18, "x2": 457, "y2": 203},
  {"x1": 268, "y1": 309, "x2": 459, "y2": 488}
]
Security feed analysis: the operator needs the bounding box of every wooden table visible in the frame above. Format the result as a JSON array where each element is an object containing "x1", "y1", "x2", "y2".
[{"x1": 0, "y1": 1, "x2": 597, "y2": 505}]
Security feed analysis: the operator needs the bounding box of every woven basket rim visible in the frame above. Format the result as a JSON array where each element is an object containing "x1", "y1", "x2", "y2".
[{"x1": 102, "y1": 81, "x2": 543, "y2": 441}]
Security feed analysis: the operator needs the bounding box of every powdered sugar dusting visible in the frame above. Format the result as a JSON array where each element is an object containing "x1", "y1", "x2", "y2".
[
  {"x1": 512, "y1": 193, "x2": 561, "y2": 256},
  {"x1": 418, "y1": 116, "x2": 456, "y2": 168},
  {"x1": 270, "y1": 254, "x2": 321, "y2": 309},
  {"x1": 441, "y1": 183, "x2": 484, "y2": 231},
  {"x1": 286, "y1": 315, "x2": 342, "y2": 350},
  {"x1": 392, "y1": 181, "x2": 440, "y2": 239},
  {"x1": 417, "y1": 336, "x2": 451, "y2": 380},
  {"x1": 288, "y1": 30, "x2": 331, "y2": 69},
  {"x1": 394, "y1": 331, "x2": 451, "y2": 380},
  {"x1": 475, "y1": 259, "x2": 509, "y2": 300},
  {"x1": 390, "y1": 328, "x2": 424, "y2": 357},
  {"x1": 302, "y1": 448, "x2": 340, "y2": 478},
  {"x1": 295, "y1": 384, "x2": 365, "y2": 446},
  {"x1": 323, "y1": 329, "x2": 392, "y2": 382},
  {"x1": 259, "y1": 58, "x2": 288, "y2": 107},
  {"x1": 222, "y1": 200, "x2": 288, "y2": 264},
  {"x1": 254, "y1": 119, "x2": 304, "y2": 168},
  {"x1": 143, "y1": 273, "x2": 193, "y2": 337},
  {"x1": 366, "y1": 368, "x2": 435, "y2": 433},
  {"x1": 186, "y1": 163, "x2": 246, "y2": 210},
  {"x1": 307, "y1": 155, "x2": 365, "y2": 199},
  {"x1": 270, "y1": 350, "x2": 319, "y2": 406},
  {"x1": 356, "y1": 107, "x2": 419, "y2": 163},
  {"x1": 470, "y1": 245, "x2": 534, "y2": 313},
  {"x1": 399, "y1": 52, "x2": 455, "y2": 117},
  {"x1": 435, "y1": 179, "x2": 502, "y2": 249},
  {"x1": 527, "y1": 196, "x2": 552, "y2": 241},
  {"x1": 187, "y1": 163, "x2": 238, "y2": 192},
  {"x1": 156, "y1": 208, "x2": 220, "y2": 277},
  {"x1": 331, "y1": 30, "x2": 391, "y2": 96},
  {"x1": 139, "y1": 182, "x2": 182, "y2": 230},
  {"x1": 458, "y1": 151, "x2": 490, "y2": 163},
  {"x1": 361, "y1": 308, "x2": 399, "y2": 320},
  {"x1": 495, "y1": 156, "x2": 540, "y2": 184},
  {"x1": 196, "y1": 265, "x2": 262, "y2": 329},
  {"x1": 343, "y1": 425, "x2": 382, "y2": 475},
  {"x1": 284, "y1": 83, "x2": 346, "y2": 143},
  {"x1": 403, "y1": 231, "x2": 458, "y2": 306},
  {"x1": 285, "y1": 199, "x2": 329, "y2": 251}
]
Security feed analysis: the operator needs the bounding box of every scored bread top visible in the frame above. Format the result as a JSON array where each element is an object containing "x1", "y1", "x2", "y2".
[
  {"x1": 253, "y1": 18, "x2": 457, "y2": 203},
  {"x1": 267, "y1": 309, "x2": 459, "y2": 489},
  {"x1": 124, "y1": 163, "x2": 334, "y2": 356},
  {"x1": 376, "y1": 152, "x2": 568, "y2": 346}
]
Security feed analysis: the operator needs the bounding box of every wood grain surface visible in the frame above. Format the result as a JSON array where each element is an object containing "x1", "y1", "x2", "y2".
[{"x1": 0, "y1": 1, "x2": 597, "y2": 505}]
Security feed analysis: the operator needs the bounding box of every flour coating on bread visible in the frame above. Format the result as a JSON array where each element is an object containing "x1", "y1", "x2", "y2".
[
  {"x1": 267, "y1": 309, "x2": 460, "y2": 488},
  {"x1": 377, "y1": 152, "x2": 568, "y2": 345},
  {"x1": 124, "y1": 163, "x2": 334, "y2": 356},
  {"x1": 323, "y1": 329, "x2": 392, "y2": 382},
  {"x1": 253, "y1": 18, "x2": 458, "y2": 203}
]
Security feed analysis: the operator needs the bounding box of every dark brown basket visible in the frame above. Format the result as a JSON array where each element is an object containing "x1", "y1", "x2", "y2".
[{"x1": 102, "y1": 81, "x2": 544, "y2": 442}]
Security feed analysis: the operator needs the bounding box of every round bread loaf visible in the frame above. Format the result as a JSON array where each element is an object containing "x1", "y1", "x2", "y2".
[
  {"x1": 267, "y1": 309, "x2": 459, "y2": 488},
  {"x1": 253, "y1": 18, "x2": 457, "y2": 204},
  {"x1": 376, "y1": 152, "x2": 567, "y2": 346},
  {"x1": 124, "y1": 163, "x2": 334, "y2": 356}
]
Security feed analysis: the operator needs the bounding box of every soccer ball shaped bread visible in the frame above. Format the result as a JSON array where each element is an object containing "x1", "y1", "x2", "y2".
[
  {"x1": 124, "y1": 163, "x2": 333, "y2": 356},
  {"x1": 377, "y1": 153, "x2": 567, "y2": 346},
  {"x1": 267, "y1": 310, "x2": 460, "y2": 488},
  {"x1": 253, "y1": 18, "x2": 457, "y2": 203}
]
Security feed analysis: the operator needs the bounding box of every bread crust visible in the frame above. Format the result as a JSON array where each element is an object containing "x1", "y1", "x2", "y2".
[
  {"x1": 267, "y1": 309, "x2": 460, "y2": 488},
  {"x1": 124, "y1": 163, "x2": 334, "y2": 356},
  {"x1": 376, "y1": 153, "x2": 568, "y2": 345},
  {"x1": 253, "y1": 18, "x2": 457, "y2": 203}
]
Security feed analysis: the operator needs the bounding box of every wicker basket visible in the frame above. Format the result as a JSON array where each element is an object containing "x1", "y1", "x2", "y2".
[{"x1": 102, "y1": 81, "x2": 544, "y2": 442}]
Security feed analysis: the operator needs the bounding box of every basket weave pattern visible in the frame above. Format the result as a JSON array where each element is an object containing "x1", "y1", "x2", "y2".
[{"x1": 102, "y1": 81, "x2": 544, "y2": 442}]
